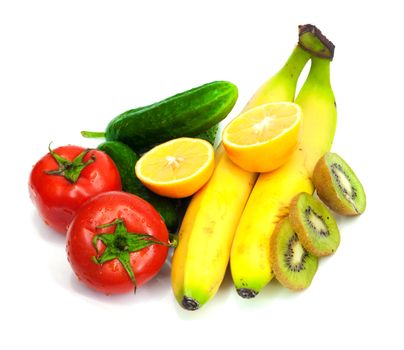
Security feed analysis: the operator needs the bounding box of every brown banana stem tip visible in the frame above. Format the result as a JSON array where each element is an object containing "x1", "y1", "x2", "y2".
[
  {"x1": 298, "y1": 24, "x2": 335, "y2": 60},
  {"x1": 237, "y1": 288, "x2": 258, "y2": 299},
  {"x1": 181, "y1": 296, "x2": 200, "y2": 311}
]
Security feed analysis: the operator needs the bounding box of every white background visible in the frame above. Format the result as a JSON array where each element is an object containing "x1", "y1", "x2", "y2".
[{"x1": 1, "y1": 0, "x2": 402, "y2": 349}]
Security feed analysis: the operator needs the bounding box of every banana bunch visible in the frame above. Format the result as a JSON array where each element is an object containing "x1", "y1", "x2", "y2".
[
  {"x1": 171, "y1": 24, "x2": 337, "y2": 309},
  {"x1": 231, "y1": 25, "x2": 337, "y2": 297}
]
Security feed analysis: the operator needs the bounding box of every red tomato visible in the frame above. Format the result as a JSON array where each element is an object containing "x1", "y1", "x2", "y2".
[
  {"x1": 29, "y1": 145, "x2": 121, "y2": 233},
  {"x1": 66, "y1": 191, "x2": 169, "y2": 294}
]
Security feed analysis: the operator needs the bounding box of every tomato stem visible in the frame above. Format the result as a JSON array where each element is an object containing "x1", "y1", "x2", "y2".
[
  {"x1": 92, "y1": 218, "x2": 169, "y2": 293},
  {"x1": 45, "y1": 143, "x2": 96, "y2": 183}
]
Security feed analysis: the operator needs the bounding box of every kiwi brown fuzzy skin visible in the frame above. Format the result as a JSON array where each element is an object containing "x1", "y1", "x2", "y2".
[
  {"x1": 313, "y1": 154, "x2": 365, "y2": 216},
  {"x1": 289, "y1": 193, "x2": 339, "y2": 257}
]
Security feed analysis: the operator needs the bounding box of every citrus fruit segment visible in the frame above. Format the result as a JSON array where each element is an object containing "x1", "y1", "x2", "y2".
[
  {"x1": 135, "y1": 138, "x2": 214, "y2": 198},
  {"x1": 222, "y1": 102, "x2": 302, "y2": 172}
]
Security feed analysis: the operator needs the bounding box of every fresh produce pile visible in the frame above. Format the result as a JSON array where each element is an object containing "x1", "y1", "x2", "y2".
[{"x1": 29, "y1": 24, "x2": 366, "y2": 309}]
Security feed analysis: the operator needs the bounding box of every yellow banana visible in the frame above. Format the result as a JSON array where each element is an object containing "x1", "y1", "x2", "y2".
[
  {"x1": 230, "y1": 25, "x2": 337, "y2": 298},
  {"x1": 171, "y1": 147, "x2": 257, "y2": 310},
  {"x1": 171, "y1": 35, "x2": 313, "y2": 310}
]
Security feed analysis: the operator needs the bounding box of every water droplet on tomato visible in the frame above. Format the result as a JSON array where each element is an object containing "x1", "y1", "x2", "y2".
[{"x1": 110, "y1": 261, "x2": 120, "y2": 272}]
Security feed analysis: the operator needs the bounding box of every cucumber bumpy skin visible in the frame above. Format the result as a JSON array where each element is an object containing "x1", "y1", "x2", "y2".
[
  {"x1": 136, "y1": 124, "x2": 220, "y2": 155},
  {"x1": 82, "y1": 81, "x2": 238, "y2": 153},
  {"x1": 196, "y1": 124, "x2": 219, "y2": 148}
]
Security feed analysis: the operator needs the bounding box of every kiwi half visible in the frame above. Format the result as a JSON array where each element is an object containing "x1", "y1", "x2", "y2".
[
  {"x1": 270, "y1": 218, "x2": 318, "y2": 291},
  {"x1": 313, "y1": 152, "x2": 366, "y2": 216},
  {"x1": 289, "y1": 192, "x2": 340, "y2": 256}
]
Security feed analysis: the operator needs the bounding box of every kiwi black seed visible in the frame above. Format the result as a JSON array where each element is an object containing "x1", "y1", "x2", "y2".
[
  {"x1": 270, "y1": 218, "x2": 318, "y2": 291},
  {"x1": 313, "y1": 152, "x2": 366, "y2": 216},
  {"x1": 289, "y1": 192, "x2": 340, "y2": 257}
]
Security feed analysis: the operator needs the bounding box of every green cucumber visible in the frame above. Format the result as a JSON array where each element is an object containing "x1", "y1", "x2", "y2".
[
  {"x1": 137, "y1": 124, "x2": 220, "y2": 155},
  {"x1": 97, "y1": 141, "x2": 179, "y2": 231},
  {"x1": 196, "y1": 124, "x2": 220, "y2": 148},
  {"x1": 82, "y1": 81, "x2": 237, "y2": 152}
]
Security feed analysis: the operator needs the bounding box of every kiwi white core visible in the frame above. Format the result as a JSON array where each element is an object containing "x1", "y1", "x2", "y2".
[
  {"x1": 306, "y1": 208, "x2": 328, "y2": 234},
  {"x1": 332, "y1": 164, "x2": 354, "y2": 198},
  {"x1": 291, "y1": 240, "x2": 305, "y2": 266},
  {"x1": 285, "y1": 233, "x2": 308, "y2": 272},
  {"x1": 330, "y1": 163, "x2": 360, "y2": 213}
]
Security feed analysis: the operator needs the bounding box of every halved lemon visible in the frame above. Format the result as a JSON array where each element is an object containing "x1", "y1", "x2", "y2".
[
  {"x1": 222, "y1": 102, "x2": 302, "y2": 172},
  {"x1": 135, "y1": 137, "x2": 215, "y2": 198}
]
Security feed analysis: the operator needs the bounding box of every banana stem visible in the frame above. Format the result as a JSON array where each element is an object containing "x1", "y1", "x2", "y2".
[
  {"x1": 298, "y1": 24, "x2": 335, "y2": 60},
  {"x1": 307, "y1": 57, "x2": 331, "y2": 85},
  {"x1": 278, "y1": 46, "x2": 311, "y2": 80}
]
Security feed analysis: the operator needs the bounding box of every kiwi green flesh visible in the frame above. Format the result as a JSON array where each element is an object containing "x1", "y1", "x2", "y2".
[
  {"x1": 325, "y1": 153, "x2": 366, "y2": 214},
  {"x1": 293, "y1": 193, "x2": 340, "y2": 256},
  {"x1": 273, "y1": 219, "x2": 318, "y2": 290}
]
